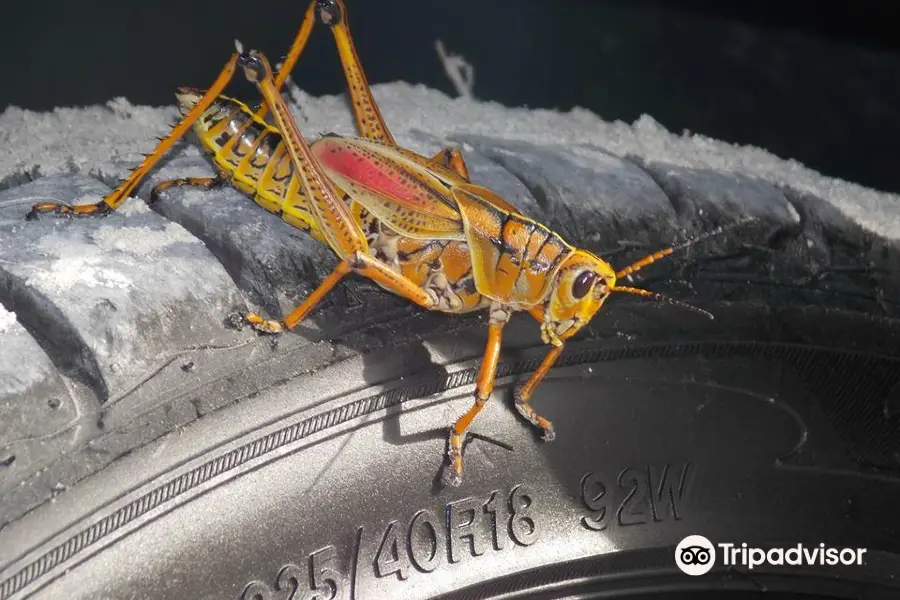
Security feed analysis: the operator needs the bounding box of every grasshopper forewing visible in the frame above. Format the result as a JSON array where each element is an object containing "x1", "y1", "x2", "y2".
[{"x1": 26, "y1": 0, "x2": 751, "y2": 487}]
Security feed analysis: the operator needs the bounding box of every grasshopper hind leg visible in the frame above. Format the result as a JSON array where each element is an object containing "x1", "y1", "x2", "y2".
[
  {"x1": 27, "y1": 175, "x2": 223, "y2": 219},
  {"x1": 26, "y1": 201, "x2": 113, "y2": 220},
  {"x1": 26, "y1": 55, "x2": 242, "y2": 220},
  {"x1": 232, "y1": 50, "x2": 436, "y2": 335}
]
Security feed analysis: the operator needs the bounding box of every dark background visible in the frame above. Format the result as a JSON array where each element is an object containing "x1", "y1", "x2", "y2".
[{"x1": 2, "y1": 0, "x2": 899, "y2": 194}]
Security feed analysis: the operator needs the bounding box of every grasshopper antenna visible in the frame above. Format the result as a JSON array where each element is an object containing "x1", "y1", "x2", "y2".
[
  {"x1": 610, "y1": 285, "x2": 714, "y2": 320},
  {"x1": 615, "y1": 217, "x2": 757, "y2": 281}
]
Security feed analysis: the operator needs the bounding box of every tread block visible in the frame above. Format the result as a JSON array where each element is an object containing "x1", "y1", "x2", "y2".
[
  {"x1": 0, "y1": 175, "x2": 251, "y2": 406},
  {"x1": 0, "y1": 305, "x2": 81, "y2": 523}
]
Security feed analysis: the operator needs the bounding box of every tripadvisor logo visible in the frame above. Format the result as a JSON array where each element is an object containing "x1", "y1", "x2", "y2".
[
  {"x1": 675, "y1": 535, "x2": 867, "y2": 576},
  {"x1": 675, "y1": 535, "x2": 716, "y2": 575}
]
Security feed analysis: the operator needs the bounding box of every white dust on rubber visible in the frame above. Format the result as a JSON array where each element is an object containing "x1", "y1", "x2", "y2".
[{"x1": 0, "y1": 83, "x2": 896, "y2": 240}]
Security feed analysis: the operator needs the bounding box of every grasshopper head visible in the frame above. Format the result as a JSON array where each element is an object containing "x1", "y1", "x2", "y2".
[
  {"x1": 542, "y1": 236, "x2": 722, "y2": 346},
  {"x1": 542, "y1": 250, "x2": 617, "y2": 346}
]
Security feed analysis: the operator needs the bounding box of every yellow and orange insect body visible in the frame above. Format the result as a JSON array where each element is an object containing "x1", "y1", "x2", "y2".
[
  {"x1": 26, "y1": 0, "x2": 749, "y2": 487},
  {"x1": 172, "y1": 91, "x2": 328, "y2": 244},
  {"x1": 311, "y1": 135, "x2": 582, "y2": 314},
  {"x1": 178, "y1": 93, "x2": 491, "y2": 314}
]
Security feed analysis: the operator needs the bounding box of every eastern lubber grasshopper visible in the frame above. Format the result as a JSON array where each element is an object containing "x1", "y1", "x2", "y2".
[{"x1": 27, "y1": 0, "x2": 748, "y2": 486}]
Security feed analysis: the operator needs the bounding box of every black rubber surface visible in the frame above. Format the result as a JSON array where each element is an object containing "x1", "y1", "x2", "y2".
[{"x1": 1, "y1": 107, "x2": 899, "y2": 598}]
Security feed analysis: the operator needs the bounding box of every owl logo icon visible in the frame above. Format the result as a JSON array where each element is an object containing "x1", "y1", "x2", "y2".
[{"x1": 676, "y1": 535, "x2": 716, "y2": 575}]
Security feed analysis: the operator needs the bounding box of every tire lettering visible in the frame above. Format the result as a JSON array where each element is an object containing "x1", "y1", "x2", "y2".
[
  {"x1": 580, "y1": 463, "x2": 693, "y2": 531},
  {"x1": 372, "y1": 485, "x2": 538, "y2": 582},
  {"x1": 240, "y1": 545, "x2": 344, "y2": 600}
]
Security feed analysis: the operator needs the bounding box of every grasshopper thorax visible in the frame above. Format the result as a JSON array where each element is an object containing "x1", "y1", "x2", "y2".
[{"x1": 541, "y1": 250, "x2": 617, "y2": 346}]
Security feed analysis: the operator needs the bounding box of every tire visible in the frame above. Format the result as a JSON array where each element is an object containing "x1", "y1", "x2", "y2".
[{"x1": 1, "y1": 84, "x2": 899, "y2": 600}]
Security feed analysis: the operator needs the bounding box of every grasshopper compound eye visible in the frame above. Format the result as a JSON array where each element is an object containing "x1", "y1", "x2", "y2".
[{"x1": 572, "y1": 270, "x2": 599, "y2": 299}]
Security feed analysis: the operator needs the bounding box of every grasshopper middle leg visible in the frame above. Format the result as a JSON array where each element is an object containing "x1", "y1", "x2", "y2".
[
  {"x1": 507, "y1": 305, "x2": 565, "y2": 442},
  {"x1": 245, "y1": 251, "x2": 436, "y2": 334},
  {"x1": 149, "y1": 177, "x2": 223, "y2": 205},
  {"x1": 443, "y1": 304, "x2": 510, "y2": 487}
]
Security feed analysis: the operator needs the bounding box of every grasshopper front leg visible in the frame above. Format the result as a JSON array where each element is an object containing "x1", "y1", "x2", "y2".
[
  {"x1": 513, "y1": 345, "x2": 563, "y2": 442},
  {"x1": 508, "y1": 304, "x2": 568, "y2": 442},
  {"x1": 233, "y1": 50, "x2": 435, "y2": 333}
]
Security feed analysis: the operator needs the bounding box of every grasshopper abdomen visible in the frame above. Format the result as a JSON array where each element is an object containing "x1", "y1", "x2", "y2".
[{"x1": 179, "y1": 90, "x2": 326, "y2": 242}]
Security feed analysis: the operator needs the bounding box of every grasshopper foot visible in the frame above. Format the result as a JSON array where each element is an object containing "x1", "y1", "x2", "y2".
[
  {"x1": 541, "y1": 423, "x2": 556, "y2": 442},
  {"x1": 513, "y1": 384, "x2": 555, "y2": 442},
  {"x1": 26, "y1": 202, "x2": 111, "y2": 220},
  {"x1": 442, "y1": 431, "x2": 465, "y2": 487},
  {"x1": 26, "y1": 202, "x2": 75, "y2": 221},
  {"x1": 442, "y1": 463, "x2": 462, "y2": 488},
  {"x1": 243, "y1": 312, "x2": 286, "y2": 334}
]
